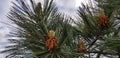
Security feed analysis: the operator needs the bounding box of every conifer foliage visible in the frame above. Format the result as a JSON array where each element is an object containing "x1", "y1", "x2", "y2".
[{"x1": 1, "y1": 0, "x2": 120, "y2": 58}]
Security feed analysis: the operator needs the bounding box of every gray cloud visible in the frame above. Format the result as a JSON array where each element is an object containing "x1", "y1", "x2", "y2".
[
  {"x1": 55, "y1": 0, "x2": 76, "y2": 9},
  {"x1": 0, "y1": 0, "x2": 13, "y2": 57},
  {"x1": 0, "y1": 0, "x2": 13, "y2": 43},
  {"x1": 55, "y1": 0, "x2": 77, "y2": 18},
  {"x1": 0, "y1": 0, "x2": 13, "y2": 22}
]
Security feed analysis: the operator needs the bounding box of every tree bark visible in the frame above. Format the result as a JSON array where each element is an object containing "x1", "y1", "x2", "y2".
[{"x1": 118, "y1": 54, "x2": 120, "y2": 58}]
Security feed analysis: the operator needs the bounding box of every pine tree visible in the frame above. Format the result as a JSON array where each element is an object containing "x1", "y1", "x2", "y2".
[
  {"x1": 0, "y1": 0, "x2": 120, "y2": 58},
  {"x1": 75, "y1": 0, "x2": 120, "y2": 57},
  {"x1": 1, "y1": 0, "x2": 78, "y2": 58}
]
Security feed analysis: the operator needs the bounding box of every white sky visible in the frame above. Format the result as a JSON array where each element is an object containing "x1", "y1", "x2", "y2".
[{"x1": 75, "y1": 0, "x2": 87, "y2": 7}]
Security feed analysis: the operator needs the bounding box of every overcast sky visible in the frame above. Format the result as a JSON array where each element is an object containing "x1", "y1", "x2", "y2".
[{"x1": 0, "y1": 0, "x2": 87, "y2": 57}]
